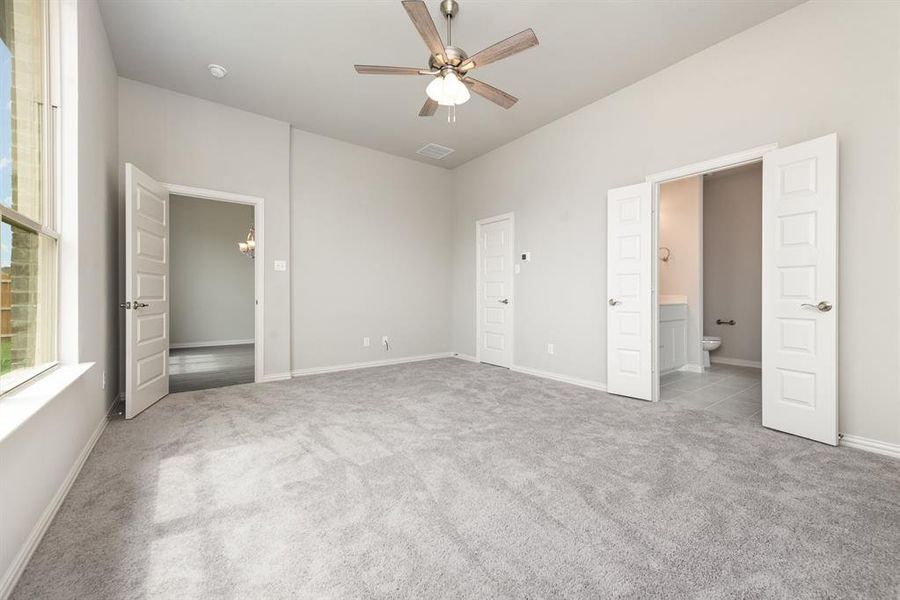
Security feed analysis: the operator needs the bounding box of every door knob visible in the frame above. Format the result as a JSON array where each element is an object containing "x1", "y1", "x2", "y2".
[
  {"x1": 133, "y1": 302, "x2": 150, "y2": 309},
  {"x1": 801, "y1": 301, "x2": 832, "y2": 312},
  {"x1": 119, "y1": 301, "x2": 131, "y2": 310},
  {"x1": 608, "y1": 298, "x2": 622, "y2": 306},
  {"x1": 498, "y1": 298, "x2": 509, "y2": 304}
]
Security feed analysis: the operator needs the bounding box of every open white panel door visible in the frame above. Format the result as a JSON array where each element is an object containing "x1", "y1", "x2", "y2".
[
  {"x1": 762, "y1": 134, "x2": 838, "y2": 445},
  {"x1": 607, "y1": 182, "x2": 653, "y2": 400},
  {"x1": 125, "y1": 164, "x2": 170, "y2": 419}
]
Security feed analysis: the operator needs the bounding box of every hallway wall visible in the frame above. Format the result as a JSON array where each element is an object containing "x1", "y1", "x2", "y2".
[{"x1": 169, "y1": 195, "x2": 255, "y2": 346}]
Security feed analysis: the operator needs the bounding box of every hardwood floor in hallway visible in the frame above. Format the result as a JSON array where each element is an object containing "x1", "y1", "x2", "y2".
[{"x1": 168, "y1": 344, "x2": 254, "y2": 393}]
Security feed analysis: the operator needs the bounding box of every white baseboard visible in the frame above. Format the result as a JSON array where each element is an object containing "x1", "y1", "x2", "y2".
[
  {"x1": 0, "y1": 415, "x2": 108, "y2": 600},
  {"x1": 840, "y1": 434, "x2": 900, "y2": 460},
  {"x1": 510, "y1": 364, "x2": 607, "y2": 392},
  {"x1": 678, "y1": 363, "x2": 704, "y2": 373},
  {"x1": 710, "y1": 356, "x2": 761, "y2": 369},
  {"x1": 451, "y1": 353, "x2": 478, "y2": 363},
  {"x1": 169, "y1": 339, "x2": 254, "y2": 350},
  {"x1": 258, "y1": 372, "x2": 292, "y2": 383},
  {"x1": 291, "y1": 353, "x2": 452, "y2": 377}
]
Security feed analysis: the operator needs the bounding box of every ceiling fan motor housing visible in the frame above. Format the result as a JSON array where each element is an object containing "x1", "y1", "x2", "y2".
[{"x1": 429, "y1": 46, "x2": 468, "y2": 71}]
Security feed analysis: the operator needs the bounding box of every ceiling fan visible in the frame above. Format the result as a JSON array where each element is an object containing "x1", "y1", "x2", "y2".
[{"x1": 354, "y1": 0, "x2": 538, "y2": 121}]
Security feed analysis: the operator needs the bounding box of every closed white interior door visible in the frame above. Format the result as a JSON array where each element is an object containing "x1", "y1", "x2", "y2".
[
  {"x1": 477, "y1": 215, "x2": 513, "y2": 368},
  {"x1": 125, "y1": 163, "x2": 170, "y2": 419},
  {"x1": 761, "y1": 134, "x2": 838, "y2": 445},
  {"x1": 607, "y1": 183, "x2": 653, "y2": 400}
]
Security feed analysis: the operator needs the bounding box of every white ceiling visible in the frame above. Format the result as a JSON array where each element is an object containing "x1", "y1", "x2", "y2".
[{"x1": 98, "y1": 0, "x2": 802, "y2": 169}]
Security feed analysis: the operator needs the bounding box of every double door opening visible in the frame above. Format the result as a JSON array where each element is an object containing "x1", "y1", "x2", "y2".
[{"x1": 608, "y1": 134, "x2": 839, "y2": 445}]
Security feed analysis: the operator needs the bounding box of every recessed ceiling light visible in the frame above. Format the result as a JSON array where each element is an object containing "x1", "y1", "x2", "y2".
[{"x1": 207, "y1": 64, "x2": 228, "y2": 79}]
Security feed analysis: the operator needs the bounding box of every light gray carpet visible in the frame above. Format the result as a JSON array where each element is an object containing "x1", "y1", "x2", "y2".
[{"x1": 12, "y1": 358, "x2": 900, "y2": 599}]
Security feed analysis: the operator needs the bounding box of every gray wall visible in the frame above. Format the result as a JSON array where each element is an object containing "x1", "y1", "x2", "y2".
[
  {"x1": 659, "y1": 176, "x2": 702, "y2": 366},
  {"x1": 291, "y1": 129, "x2": 453, "y2": 371},
  {"x1": 170, "y1": 195, "x2": 254, "y2": 346},
  {"x1": 77, "y1": 0, "x2": 119, "y2": 397},
  {"x1": 119, "y1": 85, "x2": 454, "y2": 375},
  {"x1": 703, "y1": 164, "x2": 762, "y2": 364},
  {"x1": 118, "y1": 78, "x2": 292, "y2": 380},
  {"x1": 451, "y1": 1, "x2": 900, "y2": 446}
]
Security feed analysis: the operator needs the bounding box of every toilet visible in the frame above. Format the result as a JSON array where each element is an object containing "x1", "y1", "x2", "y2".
[{"x1": 701, "y1": 336, "x2": 721, "y2": 368}]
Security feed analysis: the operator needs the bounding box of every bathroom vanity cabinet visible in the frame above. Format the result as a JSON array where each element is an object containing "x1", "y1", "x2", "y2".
[{"x1": 659, "y1": 302, "x2": 688, "y2": 373}]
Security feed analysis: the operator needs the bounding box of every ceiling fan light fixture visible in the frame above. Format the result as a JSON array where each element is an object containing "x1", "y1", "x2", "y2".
[
  {"x1": 354, "y1": 1, "x2": 538, "y2": 118},
  {"x1": 426, "y1": 70, "x2": 470, "y2": 106}
]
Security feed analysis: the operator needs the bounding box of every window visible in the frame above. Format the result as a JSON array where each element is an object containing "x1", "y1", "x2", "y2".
[{"x1": 0, "y1": 0, "x2": 58, "y2": 394}]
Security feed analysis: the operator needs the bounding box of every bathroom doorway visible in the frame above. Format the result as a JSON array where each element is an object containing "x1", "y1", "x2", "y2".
[{"x1": 656, "y1": 162, "x2": 762, "y2": 420}]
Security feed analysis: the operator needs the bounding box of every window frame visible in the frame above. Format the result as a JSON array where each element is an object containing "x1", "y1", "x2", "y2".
[{"x1": 0, "y1": 0, "x2": 61, "y2": 396}]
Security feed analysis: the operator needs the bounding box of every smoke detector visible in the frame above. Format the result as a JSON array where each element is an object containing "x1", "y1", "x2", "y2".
[
  {"x1": 416, "y1": 143, "x2": 454, "y2": 160},
  {"x1": 207, "y1": 64, "x2": 228, "y2": 79}
]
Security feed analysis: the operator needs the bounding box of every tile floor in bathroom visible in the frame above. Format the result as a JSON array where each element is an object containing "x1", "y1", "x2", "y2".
[{"x1": 660, "y1": 363, "x2": 762, "y2": 421}]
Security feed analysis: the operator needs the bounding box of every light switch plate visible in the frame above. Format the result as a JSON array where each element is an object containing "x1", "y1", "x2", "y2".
[{"x1": 273, "y1": 260, "x2": 287, "y2": 272}]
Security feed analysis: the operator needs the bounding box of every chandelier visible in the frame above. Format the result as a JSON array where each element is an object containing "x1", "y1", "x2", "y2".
[{"x1": 238, "y1": 224, "x2": 255, "y2": 259}]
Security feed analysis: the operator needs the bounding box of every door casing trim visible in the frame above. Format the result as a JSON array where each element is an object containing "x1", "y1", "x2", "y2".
[{"x1": 161, "y1": 182, "x2": 265, "y2": 384}]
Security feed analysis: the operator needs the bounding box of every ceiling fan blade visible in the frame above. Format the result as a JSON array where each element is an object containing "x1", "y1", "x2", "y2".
[
  {"x1": 464, "y1": 77, "x2": 518, "y2": 109},
  {"x1": 418, "y1": 97, "x2": 438, "y2": 117},
  {"x1": 459, "y1": 29, "x2": 539, "y2": 72},
  {"x1": 355, "y1": 65, "x2": 428, "y2": 75},
  {"x1": 402, "y1": 1, "x2": 446, "y2": 64}
]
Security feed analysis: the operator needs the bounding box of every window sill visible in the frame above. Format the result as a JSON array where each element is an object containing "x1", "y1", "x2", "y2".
[
  {"x1": 0, "y1": 362, "x2": 95, "y2": 442},
  {"x1": 2, "y1": 361, "x2": 61, "y2": 395}
]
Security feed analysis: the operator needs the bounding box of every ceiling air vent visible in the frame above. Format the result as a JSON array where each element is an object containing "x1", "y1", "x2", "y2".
[{"x1": 416, "y1": 143, "x2": 455, "y2": 160}]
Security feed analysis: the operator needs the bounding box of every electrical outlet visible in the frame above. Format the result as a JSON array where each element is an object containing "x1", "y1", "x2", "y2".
[
  {"x1": 363, "y1": 337, "x2": 370, "y2": 348},
  {"x1": 547, "y1": 343, "x2": 554, "y2": 355},
  {"x1": 273, "y1": 260, "x2": 287, "y2": 272}
]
